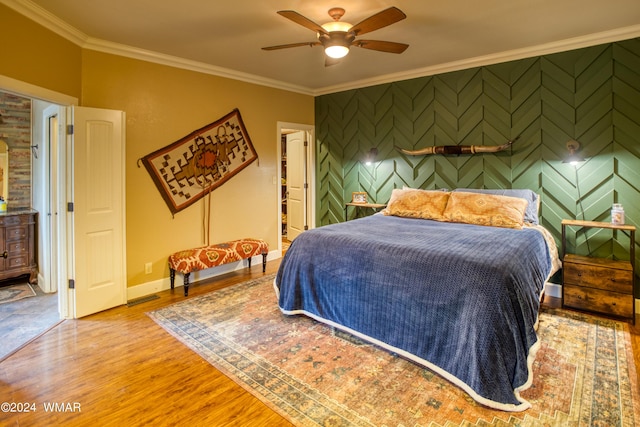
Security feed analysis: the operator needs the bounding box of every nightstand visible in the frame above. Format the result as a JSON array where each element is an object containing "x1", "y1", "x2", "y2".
[
  {"x1": 561, "y1": 219, "x2": 636, "y2": 323},
  {"x1": 344, "y1": 203, "x2": 386, "y2": 221}
]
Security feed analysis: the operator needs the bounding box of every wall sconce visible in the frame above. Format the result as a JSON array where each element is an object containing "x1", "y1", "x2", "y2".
[
  {"x1": 364, "y1": 147, "x2": 378, "y2": 165},
  {"x1": 563, "y1": 140, "x2": 584, "y2": 166}
]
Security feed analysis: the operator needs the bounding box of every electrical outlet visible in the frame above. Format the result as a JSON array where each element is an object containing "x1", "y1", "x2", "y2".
[{"x1": 144, "y1": 262, "x2": 152, "y2": 274}]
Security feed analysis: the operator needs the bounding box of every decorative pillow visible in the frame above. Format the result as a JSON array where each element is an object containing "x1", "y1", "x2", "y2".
[
  {"x1": 383, "y1": 188, "x2": 450, "y2": 221},
  {"x1": 442, "y1": 191, "x2": 528, "y2": 229},
  {"x1": 453, "y1": 188, "x2": 539, "y2": 224}
]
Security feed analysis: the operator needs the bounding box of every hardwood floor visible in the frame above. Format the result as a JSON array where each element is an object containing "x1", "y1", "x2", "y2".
[
  {"x1": 0, "y1": 259, "x2": 638, "y2": 426},
  {"x1": 0, "y1": 261, "x2": 292, "y2": 426}
]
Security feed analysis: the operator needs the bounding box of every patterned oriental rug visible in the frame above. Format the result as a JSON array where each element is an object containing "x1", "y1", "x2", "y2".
[{"x1": 148, "y1": 275, "x2": 640, "y2": 426}]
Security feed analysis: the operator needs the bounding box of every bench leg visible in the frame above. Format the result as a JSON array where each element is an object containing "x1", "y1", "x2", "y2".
[
  {"x1": 183, "y1": 272, "x2": 190, "y2": 297},
  {"x1": 247, "y1": 256, "x2": 252, "y2": 269},
  {"x1": 262, "y1": 253, "x2": 267, "y2": 272},
  {"x1": 170, "y1": 268, "x2": 175, "y2": 289}
]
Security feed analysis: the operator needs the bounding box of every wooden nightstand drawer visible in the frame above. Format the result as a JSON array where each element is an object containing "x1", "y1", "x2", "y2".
[
  {"x1": 561, "y1": 219, "x2": 636, "y2": 324},
  {"x1": 563, "y1": 284, "x2": 634, "y2": 318},
  {"x1": 563, "y1": 255, "x2": 632, "y2": 294}
]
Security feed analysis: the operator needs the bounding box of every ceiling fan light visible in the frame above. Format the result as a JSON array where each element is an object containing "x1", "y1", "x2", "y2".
[{"x1": 325, "y1": 45, "x2": 349, "y2": 58}]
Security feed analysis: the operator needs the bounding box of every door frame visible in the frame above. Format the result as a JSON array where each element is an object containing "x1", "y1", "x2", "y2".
[
  {"x1": 1, "y1": 74, "x2": 77, "y2": 319},
  {"x1": 39, "y1": 105, "x2": 65, "y2": 292},
  {"x1": 277, "y1": 122, "x2": 315, "y2": 253},
  {"x1": 285, "y1": 130, "x2": 307, "y2": 241}
]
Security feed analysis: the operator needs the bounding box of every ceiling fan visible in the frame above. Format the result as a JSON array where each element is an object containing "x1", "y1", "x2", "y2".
[{"x1": 262, "y1": 7, "x2": 409, "y2": 66}]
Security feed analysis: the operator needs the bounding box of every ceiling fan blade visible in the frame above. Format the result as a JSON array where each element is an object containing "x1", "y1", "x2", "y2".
[
  {"x1": 349, "y1": 7, "x2": 406, "y2": 36},
  {"x1": 262, "y1": 41, "x2": 321, "y2": 51},
  {"x1": 277, "y1": 10, "x2": 327, "y2": 34},
  {"x1": 353, "y1": 40, "x2": 409, "y2": 54}
]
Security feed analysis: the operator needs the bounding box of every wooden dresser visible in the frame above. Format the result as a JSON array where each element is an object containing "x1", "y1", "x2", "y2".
[
  {"x1": 0, "y1": 210, "x2": 37, "y2": 284},
  {"x1": 561, "y1": 219, "x2": 635, "y2": 323}
]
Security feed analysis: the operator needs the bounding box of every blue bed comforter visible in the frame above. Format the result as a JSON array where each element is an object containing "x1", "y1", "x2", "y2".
[{"x1": 274, "y1": 214, "x2": 554, "y2": 411}]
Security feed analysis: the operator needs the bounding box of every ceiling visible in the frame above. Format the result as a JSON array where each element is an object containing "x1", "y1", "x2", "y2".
[{"x1": 9, "y1": 0, "x2": 640, "y2": 95}]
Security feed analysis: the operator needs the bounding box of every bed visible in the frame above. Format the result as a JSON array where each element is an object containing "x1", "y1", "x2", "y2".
[{"x1": 274, "y1": 188, "x2": 560, "y2": 412}]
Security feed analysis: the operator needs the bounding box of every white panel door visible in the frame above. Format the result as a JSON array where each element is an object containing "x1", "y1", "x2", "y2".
[
  {"x1": 69, "y1": 106, "x2": 126, "y2": 318},
  {"x1": 286, "y1": 131, "x2": 306, "y2": 240}
]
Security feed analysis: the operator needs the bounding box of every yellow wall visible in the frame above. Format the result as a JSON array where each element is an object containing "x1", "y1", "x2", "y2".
[
  {"x1": 1, "y1": 4, "x2": 314, "y2": 287},
  {"x1": 80, "y1": 51, "x2": 314, "y2": 286},
  {"x1": 0, "y1": 4, "x2": 81, "y2": 98}
]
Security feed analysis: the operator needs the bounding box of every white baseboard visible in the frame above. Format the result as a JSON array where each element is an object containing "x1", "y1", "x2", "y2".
[
  {"x1": 545, "y1": 282, "x2": 640, "y2": 315},
  {"x1": 126, "y1": 249, "x2": 281, "y2": 301}
]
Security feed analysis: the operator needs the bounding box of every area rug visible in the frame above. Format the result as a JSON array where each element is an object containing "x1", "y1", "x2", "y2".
[
  {"x1": 0, "y1": 283, "x2": 35, "y2": 305},
  {"x1": 148, "y1": 275, "x2": 640, "y2": 426}
]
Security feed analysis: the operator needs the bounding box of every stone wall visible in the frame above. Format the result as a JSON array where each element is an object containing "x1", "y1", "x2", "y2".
[{"x1": 0, "y1": 92, "x2": 32, "y2": 209}]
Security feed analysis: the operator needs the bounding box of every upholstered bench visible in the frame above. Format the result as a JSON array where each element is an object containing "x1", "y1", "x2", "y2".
[{"x1": 168, "y1": 238, "x2": 268, "y2": 296}]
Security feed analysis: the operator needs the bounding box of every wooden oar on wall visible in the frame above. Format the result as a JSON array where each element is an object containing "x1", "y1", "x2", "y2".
[{"x1": 395, "y1": 136, "x2": 519, "y2": 156}]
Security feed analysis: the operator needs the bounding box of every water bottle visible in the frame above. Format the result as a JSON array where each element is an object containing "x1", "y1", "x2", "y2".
[{"x1": 611, "y1": 203, "x2": 625, "y2": 225}]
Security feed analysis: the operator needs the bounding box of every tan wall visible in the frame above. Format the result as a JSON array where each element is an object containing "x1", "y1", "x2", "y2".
[
  {"x1": 80, "y1": 50, "x2": 314, "y2": 286},
  {"x1": 1, "y1": 2, "x2": 314, "y2": 288},
  {"x1": 0, "y1": 4, "x2": 81, "y2": 99}
]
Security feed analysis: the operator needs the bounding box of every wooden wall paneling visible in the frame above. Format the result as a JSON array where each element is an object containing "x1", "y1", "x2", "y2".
[{"x1": 315, "y1": 38, "x2": 640, "y2": 296}]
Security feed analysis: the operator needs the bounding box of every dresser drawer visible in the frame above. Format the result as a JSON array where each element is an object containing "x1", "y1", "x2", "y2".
[
  {"x1": 5, "y1": 225, "x2": 27, "y2": 242},
  {"x1": 6, "y1": 240, "x2": 27, "y2": 253},
  {"x1": 563, "y1": 257, "x2": 633, "y2": 294},
  {"x1": 0, "y1": 214, "x2": 33, "y2": 227},
  {"x1": 563, "y1": 284, "x2": 634, "y2": 319},
  {"x1": 6, "y1": 254, "x2": 29, "y2": 270}
]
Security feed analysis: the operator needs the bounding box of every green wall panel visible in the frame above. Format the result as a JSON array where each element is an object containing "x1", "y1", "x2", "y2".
[{"x1": 316, "y1": 37, "x2": 640, "y2": 296}]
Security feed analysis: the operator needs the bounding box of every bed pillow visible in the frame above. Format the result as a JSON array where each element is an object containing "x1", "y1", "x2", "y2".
[
  {"x1": 383, "y1": 188, "x2": 450, "y2": 221},
  {"x1": 453, "y1": 188, "x2": 539, "y2": 224},
  {"x1": 442, "y1": 191, "x2": 528, "y2": 229}
]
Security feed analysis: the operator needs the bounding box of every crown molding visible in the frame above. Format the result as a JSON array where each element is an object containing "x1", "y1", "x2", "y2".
[
  {"x1": 313, "y1": 24, "x2": 640, "y2": 96},
  {"x1": 83, "y1": 38, "x2": 314, "y2": 96},
  {"x1": 1, "y1": 0, "x2": 88, "y2": 46},
  {"x1": 0, "y1": 0, "x2": 313, "y2": 95},
  {"x1": 5, "y1": 0, "x2": 640, "y2": 97},
  {"x1": 2, "y1": 0, "x2": 313, "y2": 95}
]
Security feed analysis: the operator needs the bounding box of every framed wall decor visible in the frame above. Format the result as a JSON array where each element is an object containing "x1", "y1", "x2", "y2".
[
  {"x1": 141, "y1": 108, "x2": 257, "y2": 214},
  {"x1": 351, "y1": 192, "x2": 367, "y2": 204}
]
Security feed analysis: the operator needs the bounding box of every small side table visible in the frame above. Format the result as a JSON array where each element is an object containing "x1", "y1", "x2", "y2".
[
  {"x1": 561, "y1": 219, "x2": 636, "y2": 323},
  {"x1": 344, "y1": 203, "x2": 386, "y2": 221}
]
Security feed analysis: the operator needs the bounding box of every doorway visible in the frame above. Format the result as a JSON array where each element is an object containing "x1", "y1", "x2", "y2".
[
  {"x1": 1, "y1": 88, "x2": 127, "y2": 325},
  {"x1": 0, "y1": 86, "x2": 72, "y2": 359},
  {"x1": 277, "y1": 123, "x2": 315, "y2": 255}
]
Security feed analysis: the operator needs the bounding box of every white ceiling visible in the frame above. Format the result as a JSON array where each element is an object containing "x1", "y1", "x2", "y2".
[{"x1": 8, "y1": 0, "x2": 640, "y2": 95}]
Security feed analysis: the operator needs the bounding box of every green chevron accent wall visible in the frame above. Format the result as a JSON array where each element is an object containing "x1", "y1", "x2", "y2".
[{"x1": 315, "y1": 37, "x2": 640, "y2": 295}]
